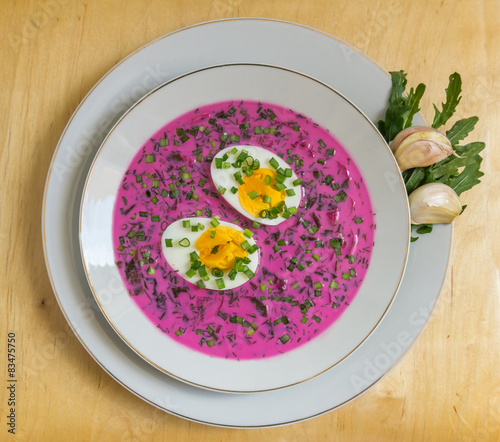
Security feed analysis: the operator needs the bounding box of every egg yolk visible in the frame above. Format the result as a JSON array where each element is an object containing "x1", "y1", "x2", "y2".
[
  {"x1": 195, "y1": 225, "x2": 248, "y2": 270},
  {"x1": 238, "y1": 168, "x2": 285, "y2": 217}
]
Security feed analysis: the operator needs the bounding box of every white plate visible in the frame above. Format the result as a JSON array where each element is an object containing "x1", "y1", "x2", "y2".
[
  {"x1": 43, "y1": 18, "x2": 452, "y2": 427},
  {"x1": 80, "y1": 64, "x2": 410, "y2": 393}
]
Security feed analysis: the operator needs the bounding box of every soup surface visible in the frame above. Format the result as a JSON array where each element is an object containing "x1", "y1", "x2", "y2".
[{"x1": 113, "y1": 100, "x2": 374, "y2": 359}]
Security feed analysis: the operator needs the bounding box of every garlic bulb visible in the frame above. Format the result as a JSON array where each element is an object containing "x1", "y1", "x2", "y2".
[
  {"x1": 391, "y1": 126, "x2": 455, "y2": 172},
  {"x1": 408, "y1": 183, "x2": 462, "y2": 224}
]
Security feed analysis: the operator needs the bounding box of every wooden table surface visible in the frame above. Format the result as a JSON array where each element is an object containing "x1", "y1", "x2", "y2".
[{"x1": 2, "y1": 0, "x2": 499, "y2": 440}]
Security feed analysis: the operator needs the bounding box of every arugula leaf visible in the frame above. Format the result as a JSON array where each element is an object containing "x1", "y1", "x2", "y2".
[
  {"x1": 377, "y1": 71, "x2": 425, "y2": 142},
  {"x1": 446, "y1": 117, "x2": 479, "y2": 146},
  {"x1": 432, "y1": 73, "x2": 462, "y2": 129},
  {"x1": 403, "y1": 83, "x2": 426, "y2": 130},
  {"x1": 446, "y1": 153, "x2": 484, "y2": 196}
]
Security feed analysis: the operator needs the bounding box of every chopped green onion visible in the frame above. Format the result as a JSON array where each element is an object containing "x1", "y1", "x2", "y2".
[
  {"x1": 211, "y1": 268, "x2": 223, "y2": 277},
  {"x1": 269, "y1": 157, "x2": 279, "y2": 170},
  {"x1": 183, "y1": 220, "x2": 190, "y2": 228},
  {"x1": 215, "y1": 278, "x2": 225, "y2": 290},
  {"x1": 279, "y1": 334, "x2": 290, "y2": 344},
  {"x1": 179, "y1": 238, "x2": 190, "y2": 247},
  {"x1": 247, "y1": 244, "x2": 258, "y2": 254},
  {"x1": 285, "y1": 189, "x2": 296, "y2": 197},
  {"x1": 243, "y1": 268, "x2": 255, "y2": 279},
  {"x1": 243, "y1": 228, "x2": 253, "y2": 238},
  {"x1": 247, "y1": 191, "x2": 259, "y2": 200}
]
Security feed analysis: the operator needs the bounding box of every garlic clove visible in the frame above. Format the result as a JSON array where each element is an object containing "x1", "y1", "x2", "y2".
[
  {"x1": 408, "y1": 183, "x2": 462, "y2": 224},
  {"x1": 395, "y1": 139, "x2": 455, "y2": 172},
  {"x1": 391, "y1": 126, "x2": 451, "y2": 153},
  {"x1": 390, "y1": 126, "x2": 428, "y2": 153},
  {"x1": 390, "y1": 126, "x2": 454, "y2": 172}
]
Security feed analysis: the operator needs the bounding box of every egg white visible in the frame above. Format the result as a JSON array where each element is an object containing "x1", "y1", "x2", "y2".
[
  {"x1": 210, "y1": 145, "x2": 302, "y2": 226},
  {"x1": 160, "y1": 217, "x2": 259, "y2": 291}
]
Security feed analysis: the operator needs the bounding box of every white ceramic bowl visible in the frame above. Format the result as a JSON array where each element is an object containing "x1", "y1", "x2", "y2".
[{"x1": 80, "y1": 64, "x2": 410, "y2": 393}]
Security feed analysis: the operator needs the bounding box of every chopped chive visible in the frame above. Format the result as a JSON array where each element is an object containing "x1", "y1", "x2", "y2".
[
  {"x1": 217, "y1": 185, "x2": 227, "y2": 195},
  {"x1": 247, "y1": 244, "x2": 258, "y2": 254},
  {"x1": 285, "y1": 189, "x2": 296, "y2": 196},
  {"x1": 211, "y1": 218, "x2": 220, "y2": 228},
  {"x1": 269, "y1": 157, "x2": 279, "y2": 170},
  {"x1": 215, "y1": 278, "x2": 225, "y2": 290},
  {"x1": 264, "y1": 175, "x2": 273, "y2": 186},
  {"x1": 252, "y1": 221, "x2": 261, "y2": 228},
  {"x1": 144, "y1": 154, "x2": 155, "y2": 163},
  {"x1": 330, "y1": 280, "x2": 339, "y2": 289},
  {"x1": 273, "y1": 183, "x2": 286, "y2": 191},
  {"x1": 326, "y1": 148, "x2": 335, "y2": 156},
  {"x1": 234, "y1": 171, "x2": 245, "y2": 185},
  {"x1": 186, "y1": 268, "x2": 196, "y2": 278},
  {"x1": 209, "y1": 230, "x2": 216, "y2": 238},
  {"x1": 164, "y1": 238, "x2": 173, "y2": 248},
  {"x1": 183, "y1": 220, "x2": 190, "y2": 228},
  {"x1": 279, "y1": 334, "x2": 290, "y2": 344},
  {"x1": 211, "y1": 267, "x2": 223, "y2": 277},
  {"x1": 240, "y1": 240, "x2": 251, "y2": 250},
  {"x1": 243, "y1": 268, "x2": 255, "y2": 279},
  {"x1": 230, "y1": 186, "x2": 238, "y2": 194},
  {"x1": 211, "y1": 245, "x2": 219, "y2": 254},
  {"x1": 247, "y1": 191, "x2": 259, "y2": 200},
  {"x1": 179, "y1": 238, "x2": 190, "y2": 247},
  {"x1": 312, "y1": 253, "x2": 321, "y2": 261},
  {"x1": 262, "y1": 195, "x2": 271, "y2": 205},
  {"x1": 342, "y1": 272, "x2": 351, "y2": 280},
  {"x1": 243, "y1": 228, "x2": 253, "y2": 238}
]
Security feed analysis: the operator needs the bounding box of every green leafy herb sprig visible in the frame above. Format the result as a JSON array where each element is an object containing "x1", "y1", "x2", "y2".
[{"x1": 377, "y1": 71, "x2": 485, "y2": 237}]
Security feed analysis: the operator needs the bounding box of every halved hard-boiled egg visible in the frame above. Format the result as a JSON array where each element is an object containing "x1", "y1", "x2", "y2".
[
  {"x1": 161, "y1": 217, "x2": 259, "y2": 291},
  {"x1": 211, "y1": 145, "x2": 302, "y2": 225}
]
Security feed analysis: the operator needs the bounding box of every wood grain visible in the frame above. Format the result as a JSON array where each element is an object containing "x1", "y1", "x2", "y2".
[{"x1": 1, "y1": 0, "x2": 499, "y2": 440}]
